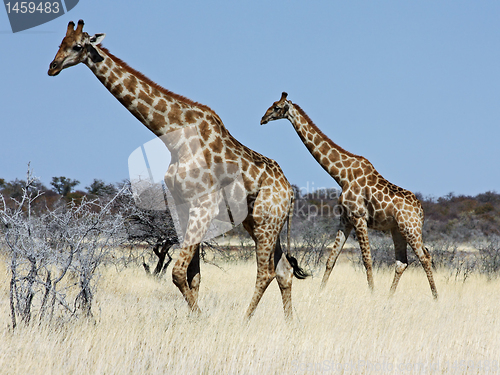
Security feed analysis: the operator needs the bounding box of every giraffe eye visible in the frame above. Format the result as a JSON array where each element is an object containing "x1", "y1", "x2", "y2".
[{"x1": 73, "y1": 44, "x2": 83, "y2": 52}]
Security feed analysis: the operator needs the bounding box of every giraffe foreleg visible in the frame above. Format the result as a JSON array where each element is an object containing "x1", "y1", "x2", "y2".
[
  {"x1": 172, "y1": 244, "x2": 202, "y2": 313},
  {"x1": 353, "y1": 218, "x2": 374, "y2": 291},
  {"x1": 320, "y1": 222, "x2": 352, "y2": 289},
  {"x1": 186, "y1": 244, "x2": 201, "y2": 302},
  {"x1": 172, "y1": 197, "x2": 218, "y2": 313}
]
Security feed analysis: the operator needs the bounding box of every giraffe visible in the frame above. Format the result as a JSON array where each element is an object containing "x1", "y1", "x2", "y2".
[
  {"x1": 261, "y1": 92, "x2": 438, "y2": 299},
  {"x1": 48, "y1": 21, "x2": 308, "y2": 319}
]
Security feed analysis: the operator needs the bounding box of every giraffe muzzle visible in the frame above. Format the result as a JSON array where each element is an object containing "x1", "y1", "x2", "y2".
[{"x1": 48, "y1": 61, "x2": 61, "y2": 76}]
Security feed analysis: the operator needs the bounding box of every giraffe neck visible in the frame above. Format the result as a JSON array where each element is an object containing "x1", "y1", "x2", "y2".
[
  {"x1": 287, "y1": 103, "x2": 363, "y2": 189},
  {"x1": 84, "y1": 46, "x2": 220, "y2": 153}
]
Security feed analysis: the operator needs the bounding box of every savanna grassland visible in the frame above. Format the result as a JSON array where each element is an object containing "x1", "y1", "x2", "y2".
[{"x1": 1, "y1": 253, "x2": 499, "y2": 375}]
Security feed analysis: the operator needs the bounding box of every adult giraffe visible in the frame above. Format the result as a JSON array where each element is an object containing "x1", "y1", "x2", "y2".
[
  {"x1": 261, "y1": 92, "x2": 437, "y2": 299},
  {"x1": 48, "y1": 21, "x2": 307, "y2": 319}
]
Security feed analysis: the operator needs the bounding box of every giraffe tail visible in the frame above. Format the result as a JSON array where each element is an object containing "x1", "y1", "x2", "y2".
[
  {"x1": 286, "y1": 253, "x2": 309, "y2": 279},
  {"x1": 285, "y1": 195, "x2": 309, "y2": 280}
]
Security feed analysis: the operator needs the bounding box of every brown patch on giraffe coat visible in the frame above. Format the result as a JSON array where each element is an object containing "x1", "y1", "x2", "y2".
[
  {"x1": 199, "y1": 121, "x2": 212, "y2": 142},
  {"x1": 150, "y1": 86, "x2": 161, "y2": 98},
  {"x1": 241, "y1": 158, "x2": 249, "y2": 172},
  {"x1": 189, "y1": 168, "x2": 200, "y2": 179},
  {"x1": 138, "y1": 91, "x2": 154, "y2": 106},
  {"x1": 108, "y1": 71, "x2": 118, "y2": 85},
  {"x1": 210, "y1": 137, "x2": 223, "y2": 155},
  {"x1": 151, "y1": 112, "x2": 166, "y2": 131},
  {"x1": 224, "y1": 147, "x2": 237, "y2": 161},
  {"x1": 185, "y1": 110, "x2": 202, "y2": 124},
  {"x1": 168, "y1": 103, "x2": 182, "y2": 125},
  {"x1": 318, "y1": 142, "x2": 330, "y2": 156},
  {"x1": 155, "y1": 99, "x2": 167, "y2": 112},
  {"x1": 140, "y1": 81, "x2": 151, "y2": 96},
  {"x1": 124, "y1": 75, "x2": 138, "y2": 94},
  {"x1": 202, "y1": 148, "x2": 213, "y2": 165},
  {"x1": 104, "y1": 58, "x2": 113, "y2": 68},
  {"x1": 313, "y1": 134, "x2": 323, "y2": 146},
  {"x1": 178, "y1": 169, "x2": 187, "y2": 180},
  {"x1": 353, "y1": 168, "x2": 363, "y2": 179}
]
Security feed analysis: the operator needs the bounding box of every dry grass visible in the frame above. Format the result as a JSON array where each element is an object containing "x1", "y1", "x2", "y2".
[{"x1": 0, "y1": 256, "x2": 499, "y2": 374}]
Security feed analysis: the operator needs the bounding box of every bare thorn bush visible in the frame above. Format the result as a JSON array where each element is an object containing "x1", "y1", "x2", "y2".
[{"x1": 0, "y1": 168, "x2": 127, "y2": 328}]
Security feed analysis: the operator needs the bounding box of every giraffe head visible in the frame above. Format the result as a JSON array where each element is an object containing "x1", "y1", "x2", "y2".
[
  {"x1": 260, "y1": 92, "x2": 291, "y2": 125},
  {"x1": 48, "y1": 20, "x2": 106, "y2": 76}
]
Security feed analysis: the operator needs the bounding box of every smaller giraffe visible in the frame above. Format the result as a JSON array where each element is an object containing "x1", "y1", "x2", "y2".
[{"x1": 261, "y1": 92, "x2": 438, "y2": 299}]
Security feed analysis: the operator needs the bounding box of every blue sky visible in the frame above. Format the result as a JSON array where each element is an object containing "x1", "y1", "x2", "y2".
[{"x1": 1, "y1": 1, "x2": 499, "y2": 197}]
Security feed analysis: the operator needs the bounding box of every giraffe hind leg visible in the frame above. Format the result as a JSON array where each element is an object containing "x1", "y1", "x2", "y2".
[
  {"x1": 274, "y1": 237, "x2": 294, "y2": 320},
  {"x1": 244, "y1": 254, "x2": 275, "y2": 320},
  {"x1": 413, "y1": 244, "x2": 438, "y2": 299},
  {"x1": 389, "y1": 227, "x2": 408, "y2": 296},
  {"x1": 401, "y1": 228, "x2": 438, "y2": 299}
]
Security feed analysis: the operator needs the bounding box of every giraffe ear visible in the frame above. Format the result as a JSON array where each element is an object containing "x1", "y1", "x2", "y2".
[
  {"x1": 87, "y1": 44, "x2": 104, "y2": 63},
  {"x1": 89, "y1": 33, "x2": 106, "y2": 45},
  {"x1": 87, "y1": 33, "x2": 105, "y2": 63}
]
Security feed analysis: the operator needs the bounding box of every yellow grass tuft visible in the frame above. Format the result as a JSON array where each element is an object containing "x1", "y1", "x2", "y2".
[{"x1": 0, "y1": 258, "x2": 499, "y2": 374}]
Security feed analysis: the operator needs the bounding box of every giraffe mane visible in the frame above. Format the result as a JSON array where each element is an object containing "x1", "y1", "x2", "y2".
[
  {"x1": 292, "y1": 103, "x2": 364, "y2": 160},
  {"x1": 98, "y1": 46, "x2": 221, "y2": 120}
]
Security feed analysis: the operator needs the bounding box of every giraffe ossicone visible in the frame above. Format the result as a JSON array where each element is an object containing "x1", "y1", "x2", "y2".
[
  {"x1": 48, "y1": 20, "x2": 308, "y2": 319},
  {"x1": 261, "y1": 92, "x2": 438, "y2": 299}
]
